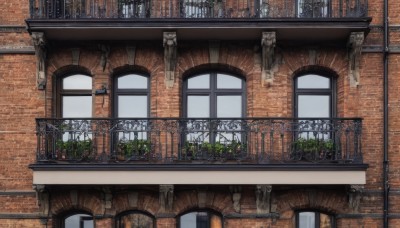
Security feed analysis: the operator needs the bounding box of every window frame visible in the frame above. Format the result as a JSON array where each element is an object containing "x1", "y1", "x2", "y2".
[
  {"x1": 178, "y1": 209, "x2": 224, "y2": 228},
  {"x1": 295, "y1": 210, "x2": 336, "y2": 228},
  {"x1": 293, "y1": 73, "x2": 336, "y2": 119},
  {"x1": 115, "y1": 210, "x2": 156, "y2": 228},
  {"x1": 58, "y1": 211, "x2": 94, "y2": 228},
  {"x1": 56, "y1": 73, "x2": 93, "y2": 118},
  {"x1": 113, "y1": 73, "x2": 150, "y2": 118},
  {"x1": 296, "y1": 0, "x2": 332, "y2": 18}
]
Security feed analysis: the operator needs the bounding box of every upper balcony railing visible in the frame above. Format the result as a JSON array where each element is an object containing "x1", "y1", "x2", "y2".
[
  {"x1": 35, "y1": 117, "x2": 363, "y2": 165},
  {"x1": 29, "y1": 0, "x2": 368, "y2": 20}
]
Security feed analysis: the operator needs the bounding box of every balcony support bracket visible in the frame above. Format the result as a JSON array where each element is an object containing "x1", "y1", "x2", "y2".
[
  {"x1": 261, "y1": 31, "x2": 277, "y2": 86},
  {"x1": 159, "y1": 184, "x2": 174, "y2": 212},
  {"x1": 348, "y1": 184, "x2": 364, "y2": 213},
  {"x1": 347, "y1": 32, "x2": 365, "y2": 87},
  {"x1": 229, "y1": 186, "x2": 242, "y2": 213},
  {"x1": 255, "y1": 185, "x2": 272, "y2": 214},
  {"x1": 34, "y1": 184, "x2": 49, "y2": 216},
  {"x1": 32, "y1": 32, "x2": 47, "y2": 90},
  {"x1": 101, "y1": 187, "x2": 113, "y2": 214},
  {"x1": 163, "y1": 32, "x2": 177, "y2": 88}
]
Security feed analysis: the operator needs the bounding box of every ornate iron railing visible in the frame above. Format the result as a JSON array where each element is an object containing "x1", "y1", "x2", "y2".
[
  {"x1": 29, "y1": 0, "x2": 368, "y2": 19},
  {"x1": 35, "y1": 118, "x2": 363, "y2": 164}
]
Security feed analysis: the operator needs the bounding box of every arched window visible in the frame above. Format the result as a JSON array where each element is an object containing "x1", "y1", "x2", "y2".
[
  {"x1": 60, "y1": 212, "x2": 94, "y2": 228},
  {"x1": 58, "y1": 74, "x2": 92, "y2": 118},
  {"x1": 183, "y1": 72, "x2": 245, "y2": 145},
  {"x1": 114, "y1": 73, "x2": 149, "y2": 118},
  {"x1": 294, "y1": 73, "x2": 334, "y2": 119},
  {"x1": 115, "y1": 211, "x2": 155, "y2": 228},
  {"x1": 179, "y1": 211, "x2": 223, "y2": 228},
  {"x1": 296, "y1": 211, "x2": 335, "y2": 228}
]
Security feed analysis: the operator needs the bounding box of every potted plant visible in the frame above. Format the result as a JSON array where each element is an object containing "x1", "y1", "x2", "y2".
[
  {"x1": 56, "y1": 139, "x2": 93, "y2": 161},
  {"x1": 117, "y1": 139, "x2": 151, "y2": 160},
  {"x1": 291, "y1": 138, "x2": 335, "y2": 161}
]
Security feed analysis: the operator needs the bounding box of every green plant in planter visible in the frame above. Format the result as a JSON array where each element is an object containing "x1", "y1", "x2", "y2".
[
  {"x1": 117, "y1": 139, "x2": 151, "y2": 159},
  {"x1": 181, "y1": 142, "x2": 199, "y2": 159},
  {"x1": 56, "y1": 139, "x2": 92, "y2": 160},
  {"x1": 292, "y1": 138, "x2": 335, "y2": 160}
]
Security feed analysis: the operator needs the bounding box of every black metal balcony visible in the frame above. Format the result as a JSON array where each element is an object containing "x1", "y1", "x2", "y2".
[
  {"x1": 35, "y1": 117, "x2": 363, "y2": 165},
  {"x1": 26, "y1": 0, "x2": 371, "y2": 42}
]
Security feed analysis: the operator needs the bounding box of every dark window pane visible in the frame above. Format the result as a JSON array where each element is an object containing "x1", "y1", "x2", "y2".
[
  {"x1": 299, "y1": 212, "x2": 315, "y2": 228},
  {"x1": 188, "y1": 74, "x2": 210, "y2": 89},
  {"x1": 63, "y1": 75, "x2": 92, "y2": 90},
  {"x1": 188, "y1": 96, "x2": 210, "y2": 118},
  {"x1": 62, "y1": 96, "x2": 92, "y2": 118},
  {"x1": 118, "y1": 74, "x2": 148, "y2": 89},
  {"x1": 217, "y1": 74, "x2": 242, "y2": 89},
  {"x1": 297, "y1": 74, "x2": 330, "y2": 89},
  {"x1": 298, "y1": 95, "x2": 330, "y2": 118},
  {"x1": 118, "y1": 96, "x2": 148, "y2": 117}
]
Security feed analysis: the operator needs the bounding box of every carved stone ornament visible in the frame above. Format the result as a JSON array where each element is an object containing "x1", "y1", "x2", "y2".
[
  {"x1": 348, "y1": 184, "x2": 364, "y2": 213},
  {"x1": 126, "y1": 45, "x2": 136, "y2": 65},
  {"x1": 255, "y1": 185, "x2": 272, "y2": 214},
  {"x1": 261, "y1": 31, "x2": 276, "y2": 85},
  {"x1": 229, "y1": 186, "x2": 242, "y2": 213},
  {"x1": 102, "y1": 187, "x2": 113, "y2": 210},
  {"x1": 163, "y1": 32, "x2": 177, "y2": 88},
  {"x1": 209, "y1": 40, "x2": 220, "y2": 64},
  {"x1": 159, "y1": 185, "x2": 174, "y2": 212},
  {"x1": 34, "y1": 185, "x2": 49, "y2": 216},
  {"x1": 98, "y1": 44, "x2": 110, "y2": 72},
  {"x1": 347, "y1": 32, "x2": 365, "y2": 87},
  {"x1": 32, "y1": 32, "x2": 47, "y2": 90}
]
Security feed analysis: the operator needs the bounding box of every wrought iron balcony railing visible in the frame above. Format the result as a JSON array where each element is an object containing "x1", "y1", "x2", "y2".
[
  {"x1": 35, "y1": 118, "x2": 363, "y2": 164},
  {"x1": 29, "y1": 0, "x2": 368, "y2": 19}
]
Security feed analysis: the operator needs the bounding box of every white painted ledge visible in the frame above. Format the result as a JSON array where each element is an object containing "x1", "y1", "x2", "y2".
[{"x1": 33, "y1": 170, "x2": 366, "y2": 185}]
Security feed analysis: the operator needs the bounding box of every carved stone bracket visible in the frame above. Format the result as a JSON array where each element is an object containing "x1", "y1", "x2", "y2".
[
  {"x1": 261, "y1": 31, "x2": 276, "y2": 85},
  {"x1": 348, "y1": 184, "x2": 364, "y2": 213},
  {"x1": 102, "y1": 187, "x2": 113, "y2": 210},
  {"x1": 71, "y1": 48, "x2": 80, "y2": 65},
  {"x1": 34, "y1": 185, "x2": 49, "y2": 216},
  {"x1": 126, "y1": 46, "x2": 136, "y2": 65},
  {"x1": 159, "y1": 185, "x2": 174, "y2": 212},
  {"x1": 32, "y1": 32, "x2": 47, "y2": 90},
  {"x1": 255, "y1": 185, "x2": 272, "y2": 214},
  {"x1": 98, "y1": 44, "x2": 110, "y2": 72},
  {"x1": 163, "y1": 32, "x2": 177, "y2": 88},
  {"x1": 347, "y1": 32, "x2": 365, "y2": 87},
  {"x1": 229, "y1": 186, "x2": 242, "y2": 213},
  {"x1": 209, "y1": 40, "x2": 220, "y2": 64}
]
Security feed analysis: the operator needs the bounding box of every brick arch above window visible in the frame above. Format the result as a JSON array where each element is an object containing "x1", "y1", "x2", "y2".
[{"x1": 181, "y1": 63, "x2": 247, "y2": 81}]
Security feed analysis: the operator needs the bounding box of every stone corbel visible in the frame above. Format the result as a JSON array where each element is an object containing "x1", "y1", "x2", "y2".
[
  {"x1": 229, "y1": 186, "x2": 242, "y2": 213},
  {"x1": 255, "y1": 185, "x2": 272, "y2": 214},
  {"x1": 98, "y1": 44, "x2": 110, "y2": 72},
  {"x1": 159, "y1": 185, "x2": 174, "y2": 212},
  {"x1": 261, "y1": 31, "x2": 276, "y2": 85},
  {"x1": 126, "y1": 45, "x2": 136, "y2": 65},
  {"x1": 347, "y1": 32, "x2": 364, "y2": 87},
  {"x1": 32, "y1": 32, "x2": 47, "y2": 90},
  {"x1": 34, "y1": 185, "x2": 49, "y2": 216},
  {"x1": 163, "y1": 32, "x2": 177, "y2": 88},
  {"x1": 348, "y1": 184, "x2": 364, "y2": 213},
  {"x1": 102, "y1": 187, "x2": 113, "y2": 210}
]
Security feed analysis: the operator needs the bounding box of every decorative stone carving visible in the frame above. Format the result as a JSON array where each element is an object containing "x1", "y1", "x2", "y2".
[
  {"x1": 128, "y1": 191, "x2": 139, "y2": 208},
  {"x1": 34, "y1": 185, "x2": 49, "y2": 216},
  {"x1": 126, "y1": 46, "x2": 136, "y2": 65},
  {"x1": 209, "y1": 40, "x2": 220, "y2": 63},
  {"x1": 348, "y1": 185, "x2": 364, "y2": 213},
  {"x1": 198, "y1": 190, "x2": 207, "y2": 208},
  {"x1": 70, "y1": 190, "x2": 78, "y2": 206},
  {"x1": 348, "y1": 32, "x2": 365, "y2": 87},
  {"x1": 102, "y1": 187, "x2": 112, "y2": 209},
  {"x1": 98, "y1": 44, "x2": 110, "y2": 72},
  {"x1": 309, "y1": 49, "x2": 317, "y2": 65},
  {"x1": 261, "y1": 31, "x2": 276, "y2": 85},
  {"x1": 163, "y1": 32, "x2": 177, "y2": 88},
  {"x1": 32, "y1": 32, "x2": 47, "y2": 90},
  {"x1": 229, "y1": 186, "x2": 242, "y2": 213},
  {"x1": 159, "y1": 185, "x2": 174, "y2": 212},
  {"x1": 71, "y1": 48, "x2": 80, "y2": 65},
  {"x1": 255, "y1": 185, "x2": 272, "y2": 214}
]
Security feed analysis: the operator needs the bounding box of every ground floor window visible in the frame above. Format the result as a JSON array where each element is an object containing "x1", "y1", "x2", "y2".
[
  {"x1": 63, "y1": 213, "x2": 93, "y2": 228},
  {"x1": 116, "y1": 211, "x2": 154, "y2": 228},
  {"x1": 179, "y1": 211, "x2": 222, "y2": 228},
  {"x1": 297, "y1": 211, "x2": 335, "y2": 228}
]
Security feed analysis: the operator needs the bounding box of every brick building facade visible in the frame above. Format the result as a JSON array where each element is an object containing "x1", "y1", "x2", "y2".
[{"x1": 0, "y1": 0, "x2": 398, "y2": 227}]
